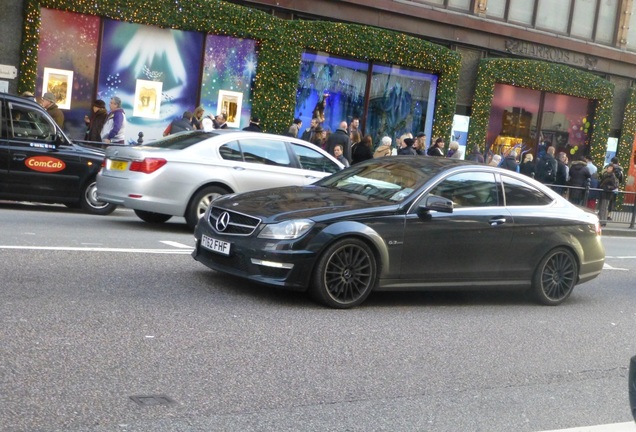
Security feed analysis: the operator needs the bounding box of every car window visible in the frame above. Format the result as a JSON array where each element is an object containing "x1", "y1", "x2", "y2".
[
  {"x1": 429, "y1": 172, "x2": 499, "y2": 207},
  {"x1": 237, "y1": 138, "x2": 291, "y2": 167},
  {"x1": 501, "y1": 175, "x2": 554, "y2": 206},
  {"x1": 5, "y1": 102, "x2": 56, "y2": 141},
  {"x1": 145, "y1": 131, "x2": 220, "y2": 150},
  {"x1": 219, "y1": 140, "x2": 243, "y2": 161},
  {"x1": 290, "y1": 142, "x2": 340, "y2": 173}
]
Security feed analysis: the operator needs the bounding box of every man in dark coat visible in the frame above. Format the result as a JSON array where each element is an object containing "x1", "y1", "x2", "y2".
[
  {"x1": 169, "y1": 111, "x2": 194, "y2": 134},
  {"x1": 40, "y1": 92, "x2": 64, "y2": 128},
  {"x1": 567, "y1": 155, "x2": 591, "y2": 205},
  {"x1": 500, "y1": 149, "x2": 519, "y2": 171},
  {"x1": 242, "y1": 116, "x2": 262, "y2": 132},
  {"x1": 534, "y1": 146, "x2": 558, "y2": 184},
  {"x1": 325, "y1": 121, "x2": 351, "y2": 163}
]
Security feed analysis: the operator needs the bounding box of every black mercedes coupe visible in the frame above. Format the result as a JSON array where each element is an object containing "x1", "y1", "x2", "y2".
[{"x1": 192, "y1": 157, "x2": 605, "y2": 308}]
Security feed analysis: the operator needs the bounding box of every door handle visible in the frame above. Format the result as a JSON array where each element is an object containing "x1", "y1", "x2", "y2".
[
  {"x1": 12, "y1": 153, "x2": 27, "y2": 161},
  {"x1": 489, "y1": 217, "x2": 507, "y2": 226},
  {"x1": 232, "y1": 166, "x2": 245, "y2": 171}
]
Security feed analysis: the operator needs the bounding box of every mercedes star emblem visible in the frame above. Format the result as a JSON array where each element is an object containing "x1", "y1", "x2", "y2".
[{"x1": 216, "y1": 211, "x2": 231, "y2": 232}]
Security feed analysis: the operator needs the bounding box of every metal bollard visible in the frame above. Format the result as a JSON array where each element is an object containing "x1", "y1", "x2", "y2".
[
  {"x1": 137, "y1": 132, "x2": 144, "y2": 146},
  {"x1": 630, "y1": 355, "x2": 636, "y2": 421},
  {"x1": 583, "y1": 178, "x2": 590, "y2": 204}
]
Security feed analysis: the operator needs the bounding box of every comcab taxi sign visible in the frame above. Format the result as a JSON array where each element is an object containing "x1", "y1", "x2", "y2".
[{"x1": 25, "y1": 156, "x2": 66, "y2": 173}]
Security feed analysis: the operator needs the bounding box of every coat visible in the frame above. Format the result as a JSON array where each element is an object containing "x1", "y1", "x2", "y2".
[
  {"x1": 86, "y1": 108, "x2": 108, "y2": 142},
  {"x1": 325, "y1": 129, "x2": 351, "y2": 162}
]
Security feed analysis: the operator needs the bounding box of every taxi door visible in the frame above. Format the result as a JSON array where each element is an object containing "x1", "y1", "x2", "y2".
[{"x1": 5, "y1": 100, "x2": 81, "y2": 201}]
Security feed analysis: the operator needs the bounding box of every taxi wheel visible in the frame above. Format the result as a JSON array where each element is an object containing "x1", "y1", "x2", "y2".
[
  {"x1": 185, "y1": 185, "x2": 229, "y2": 230},
  {"x1": 134, "y1": 210, "x2": 172, "y2": 224},
  {"x1": 80, "y1": 180, "x2": 117, "y2": 216}
]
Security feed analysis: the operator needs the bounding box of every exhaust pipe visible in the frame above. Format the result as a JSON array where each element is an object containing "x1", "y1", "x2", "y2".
[{"x1": 630, "y1": 355, "x2": 636, "y2": 421}]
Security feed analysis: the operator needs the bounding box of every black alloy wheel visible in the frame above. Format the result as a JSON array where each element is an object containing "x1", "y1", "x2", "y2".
[
  {"x1": 311, "y1": 238, "x2": 377, "y2": 309},
  {"x1": 134, "y1": 210, "x2": 172, "y2": 224},
  {"x1": 532, "y1": 247, "x2": 578, "y2": 305}
]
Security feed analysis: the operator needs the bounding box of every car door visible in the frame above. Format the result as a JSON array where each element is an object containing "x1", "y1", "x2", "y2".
[
  {"x1": 5, "y1": 101, "x2": 82, "y2": 200},
  {"x1": 227, "y1": 137, "x2": 320, "y2": 192},
  {"x1": 498, "y1": 173, "x2": 559, "y2": 279},
  {"x1": 400, "y1": 171, "x2": 514, "y2": 283}
]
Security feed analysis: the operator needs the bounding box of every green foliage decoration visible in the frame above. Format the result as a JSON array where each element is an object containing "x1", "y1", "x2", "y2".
[
  {"x1": 468, "y1": 58, "x2": 614, "y2": 168},
  {"x1": 19, "y1": 0, "x2": 460, "y2": 136}
]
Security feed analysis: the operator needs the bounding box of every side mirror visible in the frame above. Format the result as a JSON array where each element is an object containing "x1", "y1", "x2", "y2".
[{"x1": 419, "y1": 194, "x2": 454, "y2": 214}]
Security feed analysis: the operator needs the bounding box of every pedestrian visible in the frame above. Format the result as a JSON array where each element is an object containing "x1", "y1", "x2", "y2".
[
  {"x1": 373, "y1": 136, "x2": 393, "y2": 158},
  {"x1": 84, "y1": 99, "x2": 108, "y2": 142},
  {"x1": 414, "y1": 133, "x2": 426, "y2": 155},
  {"x1": 398, "y1": 137, "x2": 417, "y2": 155},
  {"x1": 191, "y1": 106, "x2": 205, "y2": 130},
  {"x1": 325, "y1": 121, "x2": 351, "y2": 163},
  {"x1": 465, "y1": 145, "x2": 484, "y2": 163},
  {"x1": 488, "y1": 154, "x2": 502, "y2": 167},
  {"x1": 519, "y1": 153, "x2": 535, "y2": 177},
  {"x1": 351, "y1": 135, "x2": 374, "y2": 164},
  {"x1": 101, "y1": 96, "x2": 126, "y2": 144},
  {"x1": 333, "y1": 144, "x2": 350, "y2": 167},
  {"x1": 40, "y1": 92, "x2": 64, "y2": 128},
  {"x1": 446, "y1": 141, "x2": 462, "y2": 159},
  {"x1": 288, "y1": 118, "x2": 302, "y2": 137},
  {"x1": 567, "y1": 155, "x2": 591, "y2": 206},
  {"x1": 598, "y1": 164, "x2": 618, "y2": 225},
  {"x1": 215, "y1": 113, "x2": 228, "y2": 129},
  {"x1": 168, "y1": 111, "x2": 194, "y2": 134},
  {"x1": 534, "y1": 146, "x2": 558, "y2": 185},
  {"x1": 606, "y1": 157, "x2": 624, "y2": 214},
  {"x1": 500, "y1": 149, "x2": 519, "y2": 171},
  {"x1": 242, "y1": 116, "x2": 262, "y2": 132},
  {"x1": 427, "y1": 138, "x2": 445, "y2": 157},
  {"x1": 301, "y1": 117, "x2": 319, "y2": 142}
]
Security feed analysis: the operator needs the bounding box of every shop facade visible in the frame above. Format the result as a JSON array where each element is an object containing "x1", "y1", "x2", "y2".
[
  {"x1": 1, "y1": 0, "x2": 636, "y2": 178},
  {"x1": 9, "y1": 0, "x2": 460, "y2": 148}
]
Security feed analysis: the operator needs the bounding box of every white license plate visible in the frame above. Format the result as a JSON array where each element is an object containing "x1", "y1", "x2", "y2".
[{"x1": 201, "y1": 234, "x2": 231, "y2": 256}]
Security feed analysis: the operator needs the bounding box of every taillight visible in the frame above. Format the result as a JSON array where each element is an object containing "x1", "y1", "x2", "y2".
[{"x1": 129, "y1": 158, "x2": 167, "y2": 174}]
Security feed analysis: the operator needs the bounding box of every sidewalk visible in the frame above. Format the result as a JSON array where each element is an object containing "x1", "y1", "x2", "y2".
[{"x1": 602, "y1": 221, "x2": 636, "y2": 237}]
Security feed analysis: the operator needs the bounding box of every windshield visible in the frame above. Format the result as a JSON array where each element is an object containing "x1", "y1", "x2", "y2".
[
  {"x1": 315, "y1": 160, "x2": 438, "y2": 202},
  {"x1": 143, "y1": 131, "x2": 220, "y2": 150}
]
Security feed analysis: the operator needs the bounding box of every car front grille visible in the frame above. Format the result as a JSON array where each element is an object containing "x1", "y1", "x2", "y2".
[{"x1": 208, "y1": 207, "x2": 261, "y2": 236}]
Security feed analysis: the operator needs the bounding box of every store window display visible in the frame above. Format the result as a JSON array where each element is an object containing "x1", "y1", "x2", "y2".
[{"x1": 487, "y1": 83, "x2": 593, "y2": 158}]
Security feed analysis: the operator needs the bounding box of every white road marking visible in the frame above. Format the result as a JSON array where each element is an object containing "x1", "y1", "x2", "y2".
[
  {"x1": 160, "y1": 240, "x2": 193, "y2": 249},
  {"x1": 537, "y1": 421, "x2": 636, "y2": 431},
  {"x1": 0, "y1": 245, "x2": 192, "y2": 254},
  {"x1": 606, "y1": 256, "x2": 636, "y2": 259},
  {"x1": 604, "y1": 263, "x2": 629, "y2": 271}
]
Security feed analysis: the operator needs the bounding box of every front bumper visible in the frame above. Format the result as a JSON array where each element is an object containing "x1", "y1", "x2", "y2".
[{"x1": 192, "y1": 223, "x2": 317, "y2": 291}]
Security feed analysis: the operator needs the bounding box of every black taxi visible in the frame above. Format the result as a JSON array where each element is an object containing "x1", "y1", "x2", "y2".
[{"x1": 0, "y1": 93, "x2": 115, "y2": 215}]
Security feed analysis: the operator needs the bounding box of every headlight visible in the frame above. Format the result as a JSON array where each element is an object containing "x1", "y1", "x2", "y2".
[{"x1": 258, "y1": 219, "x2": 314, "y2": 239}]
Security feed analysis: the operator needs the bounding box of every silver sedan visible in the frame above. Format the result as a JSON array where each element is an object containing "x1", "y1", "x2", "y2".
[{"x1": 97, "y1": 130, "x2": 344, "y2": 228}]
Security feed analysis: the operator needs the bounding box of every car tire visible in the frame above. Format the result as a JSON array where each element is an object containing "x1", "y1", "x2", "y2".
[
  {"x1": 311, "y1": 238, "x2": 377, "y2": 309},
  {"x1": 185, "y1": 185, "x2": 229, "y2": 230},
  {"x1": 532, "y1": 247, "x2": 578, "y2": 306},
  {"x1": 80, "y1": 180, "x2": 117, "y2": 215},
  {"x1": 134, "y1": 210, "x2": 172, "y2": 224}
]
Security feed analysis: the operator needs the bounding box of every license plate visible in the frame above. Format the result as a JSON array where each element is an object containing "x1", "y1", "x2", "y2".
[
  {"x1": 201, "y1": 234, "x2": 231, "y2": 256},
  {"x1": 108, "y1": 160, "x2": 128, "y2": 171}
]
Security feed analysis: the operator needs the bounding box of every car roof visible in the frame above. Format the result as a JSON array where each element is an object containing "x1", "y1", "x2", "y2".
[{"x1": 0, "y1": 93, "x2": 47, "y2": 111}]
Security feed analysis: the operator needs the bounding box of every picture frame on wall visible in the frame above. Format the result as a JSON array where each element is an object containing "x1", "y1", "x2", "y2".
[
  {"x1": 133, "y1": 79, "x2": 163, "y2": 119},
  {"x1": 217, "y1": 90, "x2": 243, "y2": 128},
  {"x1": 43, "y1": 67, "x2": 73, "y2": 110}
]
